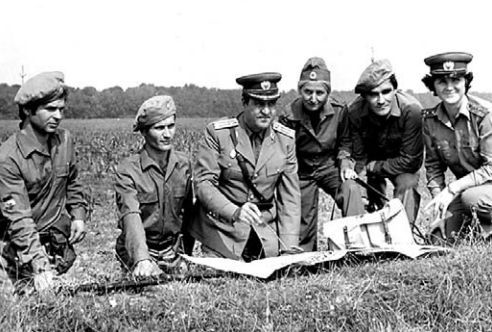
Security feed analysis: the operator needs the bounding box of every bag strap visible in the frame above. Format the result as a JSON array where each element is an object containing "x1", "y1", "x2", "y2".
[{"x1": 229, "y1": 127, "x2": 268, "y2": 203}]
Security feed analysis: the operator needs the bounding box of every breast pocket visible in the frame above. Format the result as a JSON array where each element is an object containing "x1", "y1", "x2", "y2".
[
  {"x1": 435, "y1": 140, "x2": 455, "y2": 163},
  {"x1": 171, "y1": 186, "x2": 186, "y2": 219},
  {"x1": 218, "y1": 156, "x2": 244, "y2": 181},
  {"x1": 137, "y1": 191, "x2": 159, "y2": 222}
]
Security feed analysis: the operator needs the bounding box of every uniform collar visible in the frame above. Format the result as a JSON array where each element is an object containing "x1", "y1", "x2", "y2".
[
  {"x1": 140, "y1": 146, "x2": 178, "y2": 181},
  {"x1": 16, "y1": 122, "x2": 60, "y2": 158}
]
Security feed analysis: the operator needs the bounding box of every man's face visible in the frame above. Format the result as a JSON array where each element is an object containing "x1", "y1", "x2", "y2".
[
  {"x1": 300, "y1": 81, "x2": 329, "y2": 112},
  {"x1": 243, "y1": 99, "x2": 276, "y2": 131},
  {"x1": 365, "y1": 80, "x2": 396, "y2": 117},
  {"x1": 433, "y1": 76, "x2": 466, "y2": 106},
  {"x1": 29, "y1": 98, "x2": 65, "y2": 135},
  {"x1": 143, "y1": 116, "x2": 176, "y2": 152}
]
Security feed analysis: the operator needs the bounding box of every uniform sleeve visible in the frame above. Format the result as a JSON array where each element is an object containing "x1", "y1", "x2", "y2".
[
  {"x1": 423, "y1": 118, "x2": 447, "y2": 196},
  {"x1": 373, "y1": 106, "x2": 424, "y2": 177},
  {"x1": 114, "y1": 167, "x2": 151, "y2": 265},
  {"x1": 194, "y1": 126, "x2": 239, "y2": 222},
  {"x1": 0, "y1": 160, "x2": 50, "y2": 274},
  {"x1": 65, "y1": 133, "x2": 87, "y2": 221},
  {"x1": 337, "y1": 106, "x2": 355, "y2": 169},
  {"x1": 275, "y1": 138, "x2": 301, "y2": 247},
  {"x1": 451, "y1": 112, "x2": 492, "y2": 192}
]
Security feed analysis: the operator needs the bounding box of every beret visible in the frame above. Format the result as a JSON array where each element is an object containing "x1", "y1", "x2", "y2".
[
  {"x1": 424, "y1": 52, "x2": 473, "y2": 75},
  {"x1": 236, "y1": 72, "x2": 281, "y2": 101},
  {"x1": 355, "y1": 59, "x2": 394, "y2": 94},
  {"x1": 133, "y1": 95, "x2": 176, "y2": 132},
  {"x1": 14, "y1": 71, "x2": 66, "y2": 106},
  {"x1": 298, "y1": 57, "x2": 331, "y2": 90}
]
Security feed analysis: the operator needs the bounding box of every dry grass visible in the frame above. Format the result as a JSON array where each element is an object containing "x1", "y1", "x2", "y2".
[{"x1": 0, "y1": 118, "x2": 490, "y2": 331}]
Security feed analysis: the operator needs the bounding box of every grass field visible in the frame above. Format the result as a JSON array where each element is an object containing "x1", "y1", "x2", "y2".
[{"x1": 0, "y1": 118, "x2": 490, "y2": 331}]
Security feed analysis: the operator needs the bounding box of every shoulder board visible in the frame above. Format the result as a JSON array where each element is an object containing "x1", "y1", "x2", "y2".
[
  {"x1": 272, "y1": 122, "x2": 295, "y2": 138},
  {"x1": 422, "y1": 107, "x2": 438, "y2": 118},
  {"x1": 212, "y1": 118, "x2": 238, "y2": 130},
  {"x1": 468, "y1": 96, "x2": 491, "y2": 118}
]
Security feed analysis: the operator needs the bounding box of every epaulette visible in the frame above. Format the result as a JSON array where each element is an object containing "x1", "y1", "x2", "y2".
[
  {"x1": 422, "y1": 108, "x2": 438, "y2": 118},
  {"x1": 212, "y1": 118, "x2": 238, "y2": 130},
  {"x1": 272, "y1": 122, "x2": 295, "y2": 138},
  {"x1": 468, "y1": 96, "x2": 491, "y2": 118}
]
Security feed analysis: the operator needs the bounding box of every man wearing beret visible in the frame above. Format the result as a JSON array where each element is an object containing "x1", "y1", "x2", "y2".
[
  {"x1": 0, "y1": 72, "x2": 87, "y2": 294},
  {"x1": 278, "y1": 57, "x2": 365, "y2": 251},
  {"x1": 341, "y1": 60, "x2": 423, "y2": 224},
  {"x1": 189, "y1": 72, "x2": 301, "y2": 260},
  {"x1": 421, "y1": 52, "x2": 492, "y2": 241},
  {"x1": 114, "y1": 95, "x2": 194, "y2": 277}
]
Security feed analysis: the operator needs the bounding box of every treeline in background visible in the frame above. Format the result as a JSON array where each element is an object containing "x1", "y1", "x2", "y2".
[{"x1": 0, "y1": 82, "x2": 491, "y2": 119}]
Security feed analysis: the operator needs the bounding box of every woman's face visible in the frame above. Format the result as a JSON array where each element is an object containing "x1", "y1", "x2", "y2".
[{"x1": 433, "y1": 76, "x2": 466, "y2": 106}]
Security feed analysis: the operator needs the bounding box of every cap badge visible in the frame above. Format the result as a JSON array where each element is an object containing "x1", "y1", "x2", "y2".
[
  {"x1": 309, "y1": 71, "x2": 317, "y2": 80},
  {"x1": 260, "y1": 81, "x2": 271, "y2": 90},
  {"x1": 443, "y1": 61, "x2": 455, "y2": 71}
]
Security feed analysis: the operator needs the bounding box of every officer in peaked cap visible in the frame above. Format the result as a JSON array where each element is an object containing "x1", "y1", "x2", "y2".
[
  {"x1": 114, "y1": 95, "x2": 194, "y2": 278},
  {"x1": 0, "y1": 71, "x2": 88, "y2": 295},
  {"x1": 421, "y1": 52, "x2": 492, "y2": 242},
  {"x1": 278, "y1": 57, "x2": 365, "y2": 251},
  {"x1": 343, "y1": 59, "x2": 424, "y2": 225},
  {"x1": 189, "y1": 72, "x2": 302, "y2": 261}
]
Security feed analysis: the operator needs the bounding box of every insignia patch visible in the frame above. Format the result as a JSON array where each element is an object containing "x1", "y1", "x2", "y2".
[
  {"x1": 272, "y1": 122, "x2": 295, "y2": 138},
  {"x1": 229, "y1": 149, "x2": 237, "y2": 159},
  {"x1": 213, "y1": 118, "x2": 239, "y2": 130},
  {"x1": 443, "y1": 61, "x2": 454, "y2": 71},
  {"x1": 309, "y1": 71, "x2": 317, "y2": 80},
  {"x1": 260, "y1": 81, "x2": 271, "y2": 90}
]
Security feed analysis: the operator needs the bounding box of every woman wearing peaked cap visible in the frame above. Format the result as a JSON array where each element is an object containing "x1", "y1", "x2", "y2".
[{"x1": 422, "y1": 52, "x2": 492, "y2": 242}]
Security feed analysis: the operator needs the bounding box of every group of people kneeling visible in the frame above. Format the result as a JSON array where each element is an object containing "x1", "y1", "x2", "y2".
[{"x1": 0, "y1": 51, "x2": 491, "y2": 295}]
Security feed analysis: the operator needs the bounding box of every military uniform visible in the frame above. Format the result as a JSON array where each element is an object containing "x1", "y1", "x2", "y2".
[
  {"x1": 0, "y1": 72, "x2": 87, "y2": 293},
  {"x1": 343, "y1": 60, "x2": 423, "y2": 223},
  {"x1": 423, "y1": 95, "x2": 492, "y2": 235},
  {"x1": 189, "y1": 72, "x2": 301, "y2": 260},
  {"x1": 114, "y1": 148, "x2": 193, "y2": 268},
  {"x1": 279, "y1": 97, "x2": 364, "y2": 251},
  {"x1": 115, "y1": 95, "x2": 194, "y2": 273}
]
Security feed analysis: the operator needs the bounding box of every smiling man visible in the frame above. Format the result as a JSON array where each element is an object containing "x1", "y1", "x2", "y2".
[
  {"x1": 189, "y1": 72, "x2": 301, "y2": 261},
  {"x1": 114, "y1": 95, "x2": 194, "y2": 277},
  {"x1": 279, "y1": 57, "x2": 364, "y2": 251},
  {"x1": 0, "y1": 72, "x2": 88, "y2": 295},
  {"x1": 341, "y1": 60, "x2": 424, "y2": 223}
]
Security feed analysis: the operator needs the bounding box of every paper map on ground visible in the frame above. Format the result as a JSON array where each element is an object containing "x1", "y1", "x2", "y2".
[{"x1": 181, "y1": 245, "x2": 450, "y2": 279}]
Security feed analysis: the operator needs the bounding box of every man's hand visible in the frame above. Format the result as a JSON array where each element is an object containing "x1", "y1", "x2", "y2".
[
  {"x1": 33, "y1": 270, "x2": 55, "y2": 292},
  {"x1": 133, "y1": 259, "x2": 162, "y2": 278},
  {"x1": 69, "y1": 219, "x2": 86, "y2": 244},
  {"x1": 234, "y1": 202, "x2": 263, "y2": 225},
  {"x1": 340, "y1": 167, "x2": 358, "y2": 182},
  {"x1": 424, "y1": 187, "x2": 455, "y2": 222}
]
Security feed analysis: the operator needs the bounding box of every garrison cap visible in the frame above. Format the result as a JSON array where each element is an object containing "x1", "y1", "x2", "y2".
[
  {"x1": 14, "y1": 71, "x2": 66, "y2": 106},
  {"x1": 133, "y1": 95, "x2": 176, "y2": 132},
  {"x1": 236, "y1": 72, "x2": 281, "y2": 101},
  {"x1": 355, "y1": 59, "x2": 394, "y2": 94},
  {"x1": 298, "y1": 57, "x2": 331, "y2": 91},
  {"x1": 424, "y1": 52, "x2": 473, "y2": 76}
]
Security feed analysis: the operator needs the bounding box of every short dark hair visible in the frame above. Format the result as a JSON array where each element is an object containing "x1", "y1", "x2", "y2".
[
  {"x1": 18, "y1": 89, "x2": 68, "y2": 127},
  {"x1": 421, "y1": 72, "x2": 474, "y2": 96},
  {"x1": 241, "y1": 93, "x2": 251, "y2": 106}
]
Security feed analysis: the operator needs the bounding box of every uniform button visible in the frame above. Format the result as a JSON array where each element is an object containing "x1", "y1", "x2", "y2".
[
  {"x1": 254, "y1": 173, "x2": 258, "y2": 178},
  {"x1": 250, "y1": 194, "x2": 255, "y2": 200}
]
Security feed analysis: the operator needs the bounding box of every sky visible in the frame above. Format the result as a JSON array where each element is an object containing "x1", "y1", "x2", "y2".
[{"x1": 1, "y1": 0, "x2": 491, "y2": 93}]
